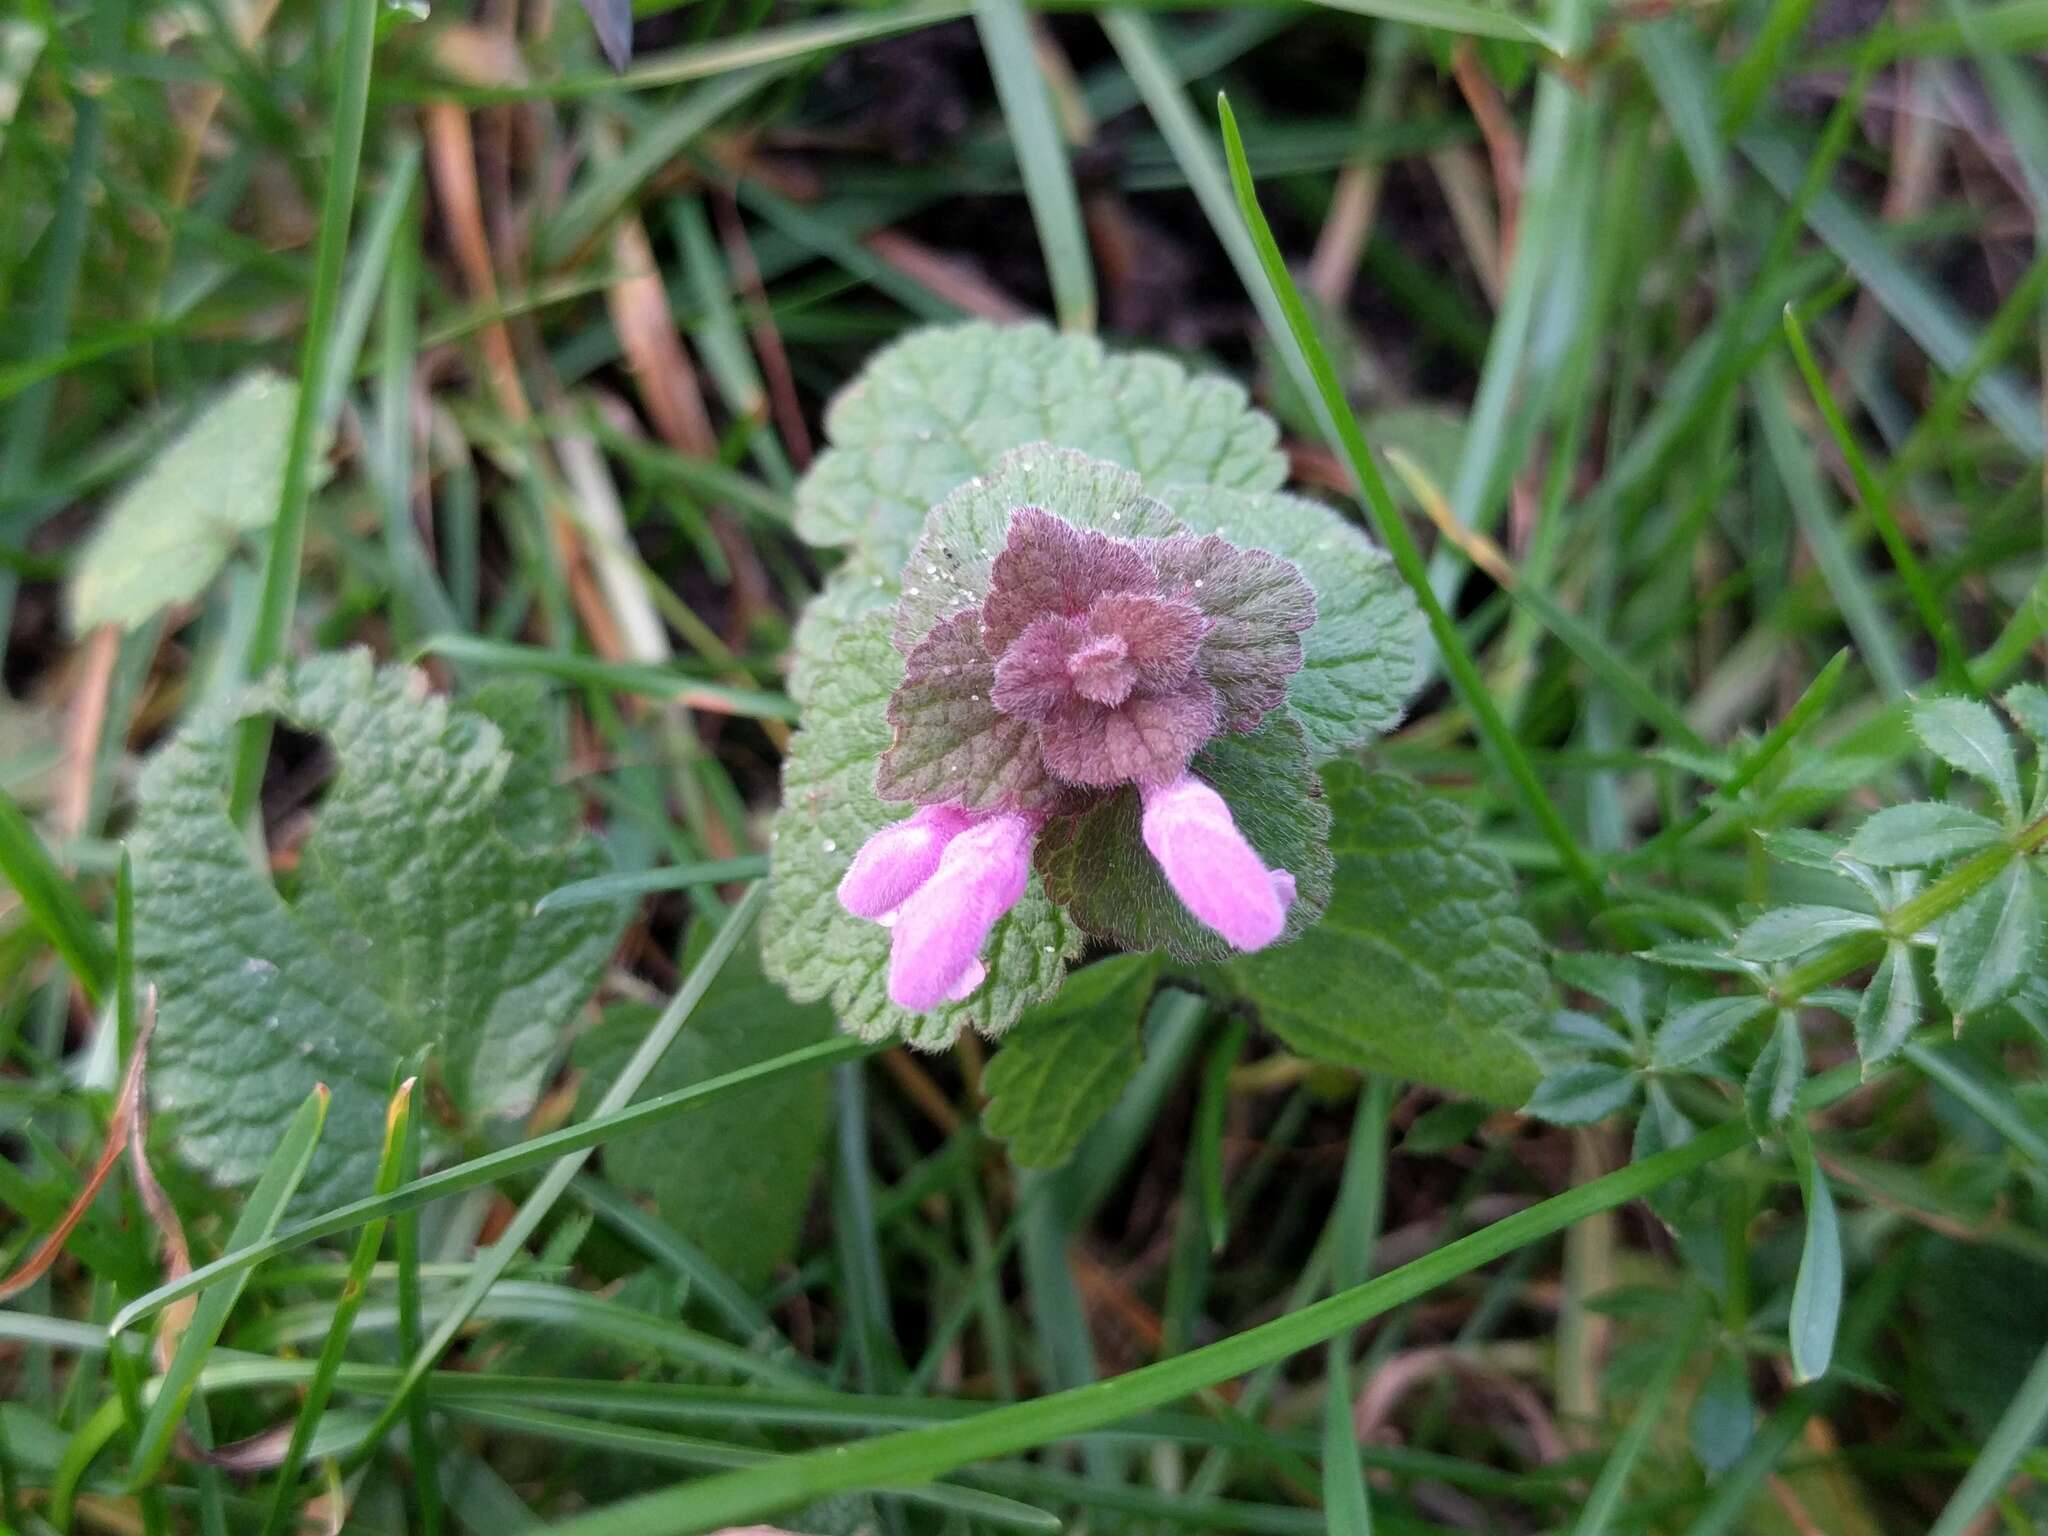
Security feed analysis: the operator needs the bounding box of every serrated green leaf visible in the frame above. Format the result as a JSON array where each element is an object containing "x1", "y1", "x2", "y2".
[
  {"x1": 1232, "y1": 763, "x2": 1549, "y2": 1106},
  {"x1": 573, "y1": 930, "x2": 833, "y2": 1288},
  {"x1": 1745, "y1": 1013, "x2": 1805, "y2": 1133},
  {"x1": 1845, "y1": 801, "x2": 2010, "y2": 868},
  {"x1": 1653, "y1": 994, "x2": 1770, "y2": 1070},
  {"x1": 1760, "y1": 828, "x2": 1849, "y2": 872},
  {"x1": 760, "y1": 605, "x2": 1080, "y2": 1048},
  {"x1": 981, "y1": 953, "x2": 1160, "y2": 1168},
  {"x1": 1788, "y1": 1125, "x2": 1842, "y2": 1383},
  {"x1": 795, "y1": 322, "x2": 1285, "y2": 580},
  {"x1": 1730, "y1": 905, "x2": 1881, "y2": 963},
  {"x1": 1163, "y1": 486, "x2": 1424, "y2": 759},
  {"x1": 1523, "y1": 1062, "x2": 1640, "y2": 1125},
  {"x1": 132, "y1": 652, "x2": 628, "y2": 1210},
  {"x1": 2004, "y1": 684, "x2": 2048, "y2": 751},
  {"x1": 1854, "y1": 942, "x2": 1923, "y2": 1069},
  {"x1": 1034, "y1": 712, "x2": 1333, "y2": 964},
  {"x1": 1935, "y1": 859, "x2": 2040, "y2": 1023},
  {"x1": 1549, "y1": 1008, "x2": 1634, "y2": 1055},
  {"x1": 69, "y1": 371, "x2": 300, "y2": 632},
  {"x1": 1913, "y1": 696, "x2": 2024, "y2": 817},
  {"x1": 1552, "y1": 952, "x2": 1659, "y2": 1030}
]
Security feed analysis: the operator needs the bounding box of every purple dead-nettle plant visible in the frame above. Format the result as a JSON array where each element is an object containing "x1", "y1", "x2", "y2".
[{"x1": 840, "y1": 501, "x2": 1317, "y2": 1010}]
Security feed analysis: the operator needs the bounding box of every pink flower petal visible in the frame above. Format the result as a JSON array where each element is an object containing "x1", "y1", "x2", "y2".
[
  {"x1": 837, "y1": 803, "x2": 974, "y2": 919},
  {"x1": 887, "y1": 812, "x2": 1037, "y2": 1011},
  {"x1": 1140, "y1": 774, "x2": 1293, "y2": 950}
]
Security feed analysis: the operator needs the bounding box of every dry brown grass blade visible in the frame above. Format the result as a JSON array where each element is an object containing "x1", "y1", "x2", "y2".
[
  {"x1": 878, "y1": 1048, "x2": 961, "y2": 1136},
  {"x1": 1351, "y1": 1344, "x2": 1567, "y2": 1462},
  {"x1": 714, "y1": 191, "x2": 813, "y2": 469},
  {"x1": 602, "y1": 196, "x2": 775, "y2": 637},
  {"x1": 424, "y1": 100, "x2": 630, "y2": 663},
  {"x1": 0, "y1": 998, "x2": 157, "y2": 1303},
  {"x1": 863, "y1": 229, "x2": 1031, "y2": 322},
  {"x1": 426, "y1": 102, "x2": 530, "y2": 429},
  {"x1": 57, "y1": 623, "x2": 120, "y2": 843},
  {"x1": 125, "y1": 990, "x2": 195, "y2": 1369},
  {"x1": 1450, "y1": 41, "x2": 1525, "y2": 282},
  {"x1": 606, "y1": 212, "x2": 720, "y2": 455}
]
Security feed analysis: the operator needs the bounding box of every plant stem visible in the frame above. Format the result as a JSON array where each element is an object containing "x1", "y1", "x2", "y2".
[{"x1": 228, "y1": 0, "x2": 380, "y2": 818}]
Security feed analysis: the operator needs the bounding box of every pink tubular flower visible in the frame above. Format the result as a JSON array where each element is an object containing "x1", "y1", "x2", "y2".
[
  {"x1": 837, "y1": 803, "x2": 974, "y2": 919},
  {"x1": 838, "y1": 806, "x2": 1038, "y2": 1011},
  {"x1": 1140, "y1": 773, "x2": 1295, "y2": 951}
]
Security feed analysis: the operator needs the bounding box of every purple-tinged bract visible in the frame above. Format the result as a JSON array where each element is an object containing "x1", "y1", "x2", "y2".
[
  {"x1": 844, "y1": 496, "x2": 1320, "y2": 1010},
  {"x1": 877, "y1": 505, "x2": 1314, "y2": 810}
]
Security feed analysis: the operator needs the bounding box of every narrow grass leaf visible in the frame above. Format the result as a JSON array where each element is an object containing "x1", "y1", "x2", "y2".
[
  {"x1": 539, "y1": 1119, "x2": 1756, "y2": 1535},
  {"x1": 0, "y1": 786, "x2": 110, "y2": 1002},
  {"x1": 1571, "y1": 1294, "x2": 1708, "y2": 1534},
  {"x1": 109, "y1": 1031, "x2": 878, "y2": 1336},
  {"x1": 230, "y1": 0, "x2": 380, "y2": 814},
  {"x1": 536, "y1": 857, "x2": 770, "y2": 914},
  {"x1": 975, "y1": 0, "x2": 1096, "y2": 331},
  {"x1": 1742, "y1": 132, "x2": 2045, "y2": 456},
  {"x1": 1925, "y1": 1336, "x2": 2048, "y2": 1536},
  {"x1": 417, "y1": 636, "x2": 798, "y2": 720},
  {"x1": 342, "y1": 887, "x2": 774, "y2": 1460},
  {"x1": 1215, "y1": 95, "x2": 1604, "y2": 908},
  {"x1": 1780, "y1": 304, "x2": 1972, "y2": 692},
  {"x1": 258, "y1": 1081, "x2": 412, "y2": 1536},
  {"x1": 129, "y1": 1085, "x2": 330, "y2": 1483}
]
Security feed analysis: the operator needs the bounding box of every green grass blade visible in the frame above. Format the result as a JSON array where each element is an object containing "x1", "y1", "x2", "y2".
[
  {"x1": 1098, "y1": 11, "x2": 1317, "y2": 413},
  {"x1": 392, "y1": 1068, "x2": 443, "y2": 1536},
  {"x1": 1780, "y1": 303, "x2": 1972, "y2": 692},
  {"x1": 542, "y1": 1119, "x2": 1754, "y2": 1535},
  {"x1": 0, "y1": 787, "x2": 111, "y2": 1003},
  {"x1": 107, "y1": 1029, "x2": 878, "y2": 1337},
  {"x1": 442, "y1": 1402, "x2": 1061, "y2": 1531},
  {"x1": 341, "y1": 882, "x2": 772, "y2": 1461},
  {"x1": 1903, "y1": 1041, "x2": 2048, "y2": 1167},
  {"x1": 415, "y1": 636, "x2": 797, "y2": 721},
  {"x1": 1294, "y1": 0, "x2": 1558, "y2": 44},
  {"x1": 1753, "y1": 360, "x2": 1911, "y2": 698},
  {"x1": 128, "y1": 1085, "x2": 331, "y2": 1483},
  {"x1": 1321, "y1": 1080, "x2": 1392, "y2": 1532},
  {"x1": 257, "y1": 1080, "x2": 412, "y2": 1536},
  {"x1": 1214, "y1": 94, "x2": 1604, "y2": 909},
  {"x1": 1570, "y1": 1293, "x2": 1708, "y2": 1535},
  {"x1": 1741, "y1": 131, "x2": 2045, "y2": 456},
  {"x1": 229, "y1": 0, "x2": 380, "y2": 816},
  {"x1": 1926, "y1": 1336, "x2": 2048, "y2": 1536},
  {"x1": 975, "y1": 0, "x2": 1096, "y2": 331},
  {"x1": 535, "y1": 857, "x2": 770, "y2": 914}
]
